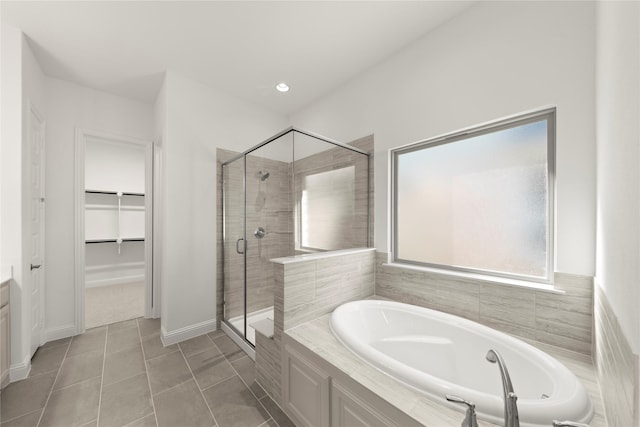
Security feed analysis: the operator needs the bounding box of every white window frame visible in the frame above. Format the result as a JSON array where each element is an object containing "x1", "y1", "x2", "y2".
[{"x1": 390, "y1": 107, "x2": 556, "y2": 285}]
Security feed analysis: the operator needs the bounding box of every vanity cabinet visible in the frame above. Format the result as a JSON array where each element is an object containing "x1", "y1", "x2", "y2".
[
  {"x1": 1, "y1": 281, "x2": 10, "y2": 389},
  {"x1": 281, "y1": 338, "x2": 421, "y2": 427}
]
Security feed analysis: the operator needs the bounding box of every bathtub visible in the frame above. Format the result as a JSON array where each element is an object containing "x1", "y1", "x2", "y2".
[{"x1": 330, "y1": 300, "x2": 593, "y2": 427}]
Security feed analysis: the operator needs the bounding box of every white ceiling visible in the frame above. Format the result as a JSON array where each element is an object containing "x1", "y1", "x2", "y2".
[{"x1": 2, "y1": 1, "x2": 474, "y2": 116}]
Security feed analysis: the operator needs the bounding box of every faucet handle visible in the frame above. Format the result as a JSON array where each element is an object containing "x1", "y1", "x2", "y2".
[
  {"x1": 552, "y1": 421, "x2": 588, "y2": 427},
  {"x1": 445, "y1": 395, "x2": 479, "y2": 427}
]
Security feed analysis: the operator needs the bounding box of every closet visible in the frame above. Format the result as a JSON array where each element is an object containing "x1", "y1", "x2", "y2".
[{"x1": 84, "y1": 135, "x2": 147, "y2": 328}]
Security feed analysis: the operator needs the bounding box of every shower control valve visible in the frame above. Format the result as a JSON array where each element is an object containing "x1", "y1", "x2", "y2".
[{"x1": 254, "y1": 227, "x2": 266, "y2": 239}]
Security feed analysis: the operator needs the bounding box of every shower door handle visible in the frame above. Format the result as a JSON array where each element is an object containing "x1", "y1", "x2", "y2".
[{"x1": 236, "y1": 238, "x2": 245, "y2": 255}]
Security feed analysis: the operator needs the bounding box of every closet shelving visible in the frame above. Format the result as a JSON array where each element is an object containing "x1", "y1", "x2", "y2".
[{"x1": 84, "y1": 190, "x2": 145, "y2": 253}]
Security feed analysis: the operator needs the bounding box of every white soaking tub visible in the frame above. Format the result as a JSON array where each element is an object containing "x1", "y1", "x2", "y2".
[{"x1": 330, "y1": 300, "x2": 593, "y2": 427}]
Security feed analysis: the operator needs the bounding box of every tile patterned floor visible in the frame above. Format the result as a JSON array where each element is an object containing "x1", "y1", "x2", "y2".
[{"x1": 0, "y1": 318, "x2": 295, "y2": 427}]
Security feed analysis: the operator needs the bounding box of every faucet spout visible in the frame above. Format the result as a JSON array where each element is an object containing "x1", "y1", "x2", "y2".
[{"x1": 486, "y1": 349, "x2": 519, "y2": 427}]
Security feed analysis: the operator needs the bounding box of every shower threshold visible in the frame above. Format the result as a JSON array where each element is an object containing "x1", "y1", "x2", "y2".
[{"x1": 228, "y1": 306, "x2": 274, "y2": 346}]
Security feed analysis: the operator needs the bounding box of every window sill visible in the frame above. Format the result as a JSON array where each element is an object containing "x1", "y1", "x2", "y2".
[{"x1": 382, "y1": 262, "x2": 565, "y2": 295}]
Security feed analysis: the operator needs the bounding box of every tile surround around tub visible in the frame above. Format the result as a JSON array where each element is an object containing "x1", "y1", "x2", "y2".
[
  {"x1": 255, "y1": 248, "x2": 376, "y2": 408},
  {"x1": 594, "y1": 282, "x2": 638, "y2": 426},
  {"x1": 375, "y1": 252, "x2": 594, "y2": 355}
]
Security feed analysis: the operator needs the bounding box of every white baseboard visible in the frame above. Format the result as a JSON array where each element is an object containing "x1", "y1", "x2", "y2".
[
  {"x1": 10, "y1": 354, "x2": 31, "y2": 382},
  {"x1": 45, "y1": 323, "x2": 77, "y2": 343},
  {"x1": 160, "y1": 319, "x2": 216, "y2": 346}
]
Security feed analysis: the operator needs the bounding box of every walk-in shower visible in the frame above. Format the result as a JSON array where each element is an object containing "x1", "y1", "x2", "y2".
[{"x1": 220, "y1": 127, "x2": 371, "y2": 355}]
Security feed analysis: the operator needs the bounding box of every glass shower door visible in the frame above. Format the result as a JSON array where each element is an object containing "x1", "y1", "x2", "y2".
[
  {"x1": 243, "y1": 138, "x2": 292, "y2": 345},
  {"x1": 222, "y1": 157, "x2": 246, "y2": 340}
]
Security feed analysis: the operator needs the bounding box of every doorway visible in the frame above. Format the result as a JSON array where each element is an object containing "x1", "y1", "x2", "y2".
[{"x1": 74, "y1": 129, "x2": 155, "y2": 333}]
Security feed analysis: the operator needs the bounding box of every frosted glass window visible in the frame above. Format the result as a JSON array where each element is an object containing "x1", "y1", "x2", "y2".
[
  {"x1": 393, "y1": 109, "x2": 554, "y2": 282},
  {"x1": 300, "y1": 166, "x2": 355, "y2": 250}
]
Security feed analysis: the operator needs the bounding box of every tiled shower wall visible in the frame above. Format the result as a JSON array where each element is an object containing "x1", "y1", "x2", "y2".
[{"x1": 376, "y1": 253, "x2": 594, "y2": 355}]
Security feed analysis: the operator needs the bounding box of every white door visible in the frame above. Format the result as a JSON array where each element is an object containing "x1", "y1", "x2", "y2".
[{"x1": 29, "y1": 104, "x2": 45, "y2": 357}]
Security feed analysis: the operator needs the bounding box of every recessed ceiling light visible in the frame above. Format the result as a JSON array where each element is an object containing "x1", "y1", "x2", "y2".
[{"x1": 275, "y1": 82, "x2": 290, "y2": 93}]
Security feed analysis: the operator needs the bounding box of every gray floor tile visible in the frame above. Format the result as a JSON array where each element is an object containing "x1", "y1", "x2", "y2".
[
  {"x1": 39, "y1": 377, "x2": 101, "y2": 427},
  {"x1": 212, "y1": 335, "x2": 244, "y2": 362},
  {"x1": 207, "y1": 329, "x2": 225, "y2": 340},
  {"x1": 153, "y1": 379, "x2": 214, "y2": 427},
  {"x1": 99, "y1": 373, "x2": 154, "y2": 427},
  {"x1": 146, "y1": 350, "x2": 191, "y2": 395},
  {"x1": 123, "y1": 414, "x2": 157, "y2": 427},
  {"x1": 103, "y1": 344, "x2": 145, "y2": 386},
  {"x1": 1, "y1": 325, "x2": 263, "y2": 427},
  {"x1": 231, "y1": 356, "x2": 266, "y2": 399},
  {"x1": 137, "y1": 318, "x2": 160, "y2": 337},
  {"x1": 178, "y1": 335, "x2": 215, "y2": 358},
  {"x1": 107, "y1": 318, "x2": 139, "y2": 333},
  {"x1": 203, "y1": 376, "x2": 270, "y2": 427},
  {"x1": 0, "y1": 409, "x2": 42, "y2": 427},
  {"x1": 141, "y1": 333, "x2": 177, "y2": 360},
  {"x1": 40, "y1": 337, "x2": 71, "y2": 350},
  {"x1": 67, "y1": 327, "x2": 106, "y2": 357},
  {"x1": 54, "y1": 349, "x2": 104, "y2": 390},
  {"x1": 29, "y1": 345, "x2": 68, "y2": 377},
  {"x1": 0, "y1": 371, "x2": 56, "y2": 421},
  {"x1": 186, "y1": 348, "x2": 235, "y2": 391},
  {"x1": 106, "y1": 326, "x2": 141, "y2": 354},
  {"x1": 259, "y1": 396, "x2": 295, "y2": 427}
]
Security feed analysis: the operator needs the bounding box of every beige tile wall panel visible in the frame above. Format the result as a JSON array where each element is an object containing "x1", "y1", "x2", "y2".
[
  {"x1": 594, "y1": 283, "x2": 638, "y2": 427},
  {"x1": 375, "y1": 252, "x2": 594, "y2": 355},
  {"x1": 256, "y1": 248, "x2": 375, "y2": 408}
]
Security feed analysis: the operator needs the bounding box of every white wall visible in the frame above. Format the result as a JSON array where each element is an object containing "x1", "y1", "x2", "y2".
[
  {"x1": 160, "y1": 72, "x2": 287, "y2": 339},
  {"x1": 291, "y1": 1, "x2": 596, "y2": 277},
  {"x1": 85, "y1": 138, "x2": 146, "y2": 193},
  {"x1": 595, "y1": 0, "x2": 640, "y2": 358},
  {"x1": 44, "y1": 77, "x2": 153, "y2": 336}
]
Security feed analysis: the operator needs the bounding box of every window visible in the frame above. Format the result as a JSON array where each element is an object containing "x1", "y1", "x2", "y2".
[
  {"x1": 299, "y1": 165, "x2": 356, "y2": 251},
  {"x1": 391, "y1": 108, "x2": 555, "y2": 283}
]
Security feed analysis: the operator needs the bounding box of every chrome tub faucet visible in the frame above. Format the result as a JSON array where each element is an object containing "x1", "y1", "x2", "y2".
[{"x1": 487, "y1": 349, "x2": 519, "y2": 427}]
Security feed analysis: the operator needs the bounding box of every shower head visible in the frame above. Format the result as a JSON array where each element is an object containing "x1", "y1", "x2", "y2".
[{"x1": 258, "y1": 171, "x2": 270, "y2": 181}]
